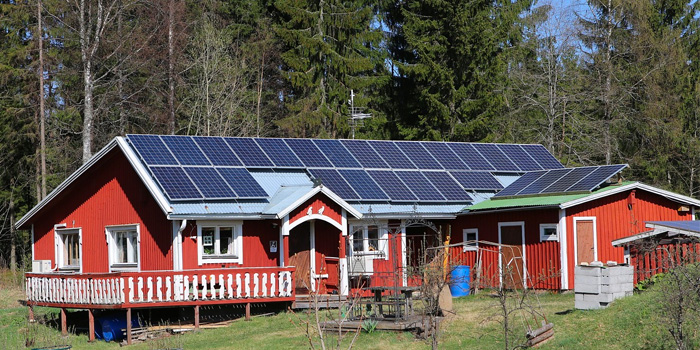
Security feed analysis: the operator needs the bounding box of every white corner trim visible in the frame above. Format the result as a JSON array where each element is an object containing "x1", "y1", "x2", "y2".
[
  {"x1": 275, "y1": 185, "x2": 362, "y2": 220},
  {"x1": 560, "y1": 182, "x2": 700, "y2": 209},
  {"x1": 116, "y1": 137, "x2": 172, "y2": 215},
  {"x1": 572, "y1": 216, "x2": 598, "y2": 265},
  {"x1": 558, "y1": 209, "x2": 568, "y2": 290}
]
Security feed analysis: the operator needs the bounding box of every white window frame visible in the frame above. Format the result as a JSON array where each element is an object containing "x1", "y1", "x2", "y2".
[
  {"x1": 539, "y1": 223, "x2": 559, "y2": 242},
  {"x1": 55, "y1": 227, "x2": 82, "y2": 272},
  {"x1": 197, "y1": 221, "x2": 243, "y2": 265},
  {"x1": 106, "y1": 224, "x2": 141, "y2": 272},
  {"x1": 463, "y1": 228, "x2": 479, "y2": 252},
  {"x1": 349, "y1": 221, "x2": 389, "y2": 260}
]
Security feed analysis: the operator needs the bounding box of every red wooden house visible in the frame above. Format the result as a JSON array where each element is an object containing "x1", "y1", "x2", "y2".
[{"x1": 16, "y1": 134, "x2": 700, "y2": 340}]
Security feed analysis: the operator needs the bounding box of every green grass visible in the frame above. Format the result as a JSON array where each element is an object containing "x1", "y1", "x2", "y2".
[{"x1": 0, "y1": 271, "x2": 679, "y2": 350}]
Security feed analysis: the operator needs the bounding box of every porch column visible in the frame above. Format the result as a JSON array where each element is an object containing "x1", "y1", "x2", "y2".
[
  {"x1": 339, "y1": 210, "x2": 349, "y2": 296},
  {"x1": 194, "y1": 305, "x2": 200, "y2": 330},
  {"x1": 88, "y1": 309, "x2": 95, "y2": 342},
  {"x1": 280, "y1": 215, "x2": 289, "y2": 267},
  {"x1": 28, "y1": 305, "x2": 34, "y2": 323},
  {"x1": 126, "y1": 308, "x2": 132, "y2": 345},
  {"x1": 60, "y1": 308, "x2": 67, "y2": 336}
]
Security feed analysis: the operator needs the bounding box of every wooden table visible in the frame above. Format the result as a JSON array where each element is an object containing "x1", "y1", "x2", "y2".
[{"x1": 367, "y1": 286, "x2": 419, "y2": 319}]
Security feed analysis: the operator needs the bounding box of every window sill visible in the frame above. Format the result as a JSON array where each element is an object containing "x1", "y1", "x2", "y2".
[
  {"x1": 58, "y1": 267, "x2": 80, "y2": 272},
  {"x1": 111, "y1": 264, "x2": 138, "y2": 271},
  {"x1": 352, "y1": 252, "x2": 385, "y2": 259}
]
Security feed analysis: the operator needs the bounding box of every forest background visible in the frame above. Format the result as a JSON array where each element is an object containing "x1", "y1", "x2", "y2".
[{"x1": 1, "y1": 0, "x2": 700, "y2": 269}]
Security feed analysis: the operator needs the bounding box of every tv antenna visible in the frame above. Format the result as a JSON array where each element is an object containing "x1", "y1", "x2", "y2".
[{"x1": 348, "y1": 90, "x2": 372, "y2": 139}]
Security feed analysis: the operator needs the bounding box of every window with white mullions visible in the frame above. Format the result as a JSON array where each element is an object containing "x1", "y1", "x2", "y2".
[
  {"x1": 463, "y1": 228, "x2": 478, "y2": 252},
  {"x1": 107, "y1": 225, "x2": 140, "y2": 271},
  {"x1": 197, "y1": 221, "x2": 243, "y2": 265},
  {"x1": 57, "y1": 229, "x2": 81, "y2": 270},
  {"x1": 540, "y1": 224, "x2": 559, "y2": 242},
  {"x1": 349, "y1": 222, "x2": 388, "y2": 259}
]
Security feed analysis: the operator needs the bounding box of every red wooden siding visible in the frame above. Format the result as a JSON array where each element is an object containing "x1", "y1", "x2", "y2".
[
  {"x1": 289, "y1": 194, "x2": 342, "y2": 226},
  {"x1": 31, "y1": 148, "x2": 172, "y2": 273},
  {"x1": 630, "y1": 243, "x2": 700, "y2": 284},
  {"x1": 565, "y1": 189, "x2": 692, "y2": 288},
  {"x1": 452, "y1": 209, "x2": 561, "y2": 289}
]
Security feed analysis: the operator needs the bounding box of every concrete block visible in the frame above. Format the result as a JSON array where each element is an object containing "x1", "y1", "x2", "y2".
[
  {"x1": 607, "y1": 266, "x2": 633, "y2": 276},
  {"x1": 576, "y1": 266, "x2": 603, "y2": 277},
  {"x1": 585, "y1": 293, "x2": 614, "y2": 303},
  {"x1": 576, "y1": 282, "x2": 601, "y2": 294},
  {"x1": 575, "y1": 299, "x2": 604, "y2": 310}
]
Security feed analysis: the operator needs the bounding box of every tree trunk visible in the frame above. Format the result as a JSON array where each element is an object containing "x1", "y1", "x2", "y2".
[
  {"x1": 37, "y1": 0, "x2": 46, "y2": 199},
  {"x1": 168, "y1": 0, "x2": 176, "y2": 134},
  {"x1": 9, "y1": 199, "x2": 16, "y2": 272}
]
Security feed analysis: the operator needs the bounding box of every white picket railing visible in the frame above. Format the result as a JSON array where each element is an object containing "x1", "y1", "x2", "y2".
[{"x1": 26, "y1": 267, "x2": 295, "y2": 307}]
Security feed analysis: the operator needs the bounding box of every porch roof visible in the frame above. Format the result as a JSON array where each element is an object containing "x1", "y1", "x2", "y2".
[{"x1": 612, "y1": 220, "x2": 700, "y2": 247}]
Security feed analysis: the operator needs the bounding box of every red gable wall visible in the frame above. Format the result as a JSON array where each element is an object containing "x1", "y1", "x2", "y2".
[
  {"x1": 288, "y1": 193, "x2": 343, "y2": 226},
  {"x1": 31, "y1": 148, "x2": 172, "y2": 272}
]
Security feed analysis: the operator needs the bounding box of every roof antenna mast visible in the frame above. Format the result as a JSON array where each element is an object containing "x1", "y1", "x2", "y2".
[{"x1": 348, "y1": 90, "x2": 372, "y2": 139}]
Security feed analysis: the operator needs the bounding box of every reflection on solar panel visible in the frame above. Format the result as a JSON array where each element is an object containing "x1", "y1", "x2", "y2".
[
  {"x1": 450, "y1": 171, "x2": 503, "y2": 190},
  {"x1": 497, "y1": 144, "x2": 542, "y2": 171},
  {"x1": 308, "y1": 169, "x2": 359, "y2": 200},
  {"x1": 367, "y1": 170, "x2": 417, "y2": 201},
  {"x1": 493, "y1": 171, "x2": 546, "y2": 197},
  {"x1": 340, "y1": 140, "x2": 389, "y2": 169},
  {"x1": 285, "y1": 138, "x2": 333, "y2": 168},
  {"x1": 396, "y1": 142, "x2": 442, "y2": 169},
  {"x1": 193, "y1": 137, "x2": 241, "y2": 166},
  {"x1": 313, "y1": 139, "x2": 361, "y2": 168},
  {"x1": 448, "y1": 143, "x2": 494, "y2": 171},
  {"x1": 368, "y1": 141, "x2": 416, "y2": 169},
  {"x1": 150, "y1": 166, "x2": 202, "y2": 199},
  {"x1": 225, "y1": 138, "x2": 273, "y2": 167},
  {"x1": 542, "y1": 167, "x2": 597, "y2": 193},
  {"x1": 128, "y1": 135, "x2": 177, "y2": 165},
  {"x1": 566, "y1": 164, "x2": 627, "y2": 192},
  {"x1": 216, "y1": 168, "x2": 268, "y2": 197},
  {"x1": 423, "y1": 172, "x2": 472, "y2": 201},
  {"x1": 184, "y1": 167, "x2": 234, "y2": 198},
  {"x1": 517, "y1": 168, "x2": 572, "y2": 195},
  {"x1": 520, "y1": 144, "x2": 564, "y2": 169},
  {"x1": 472, "y1": 144, "x2": 520, "y2": 171},
  {"x1": 421, "y1": 142, "x2": 470, "y2": 170},
  {"x1": 395, "y1": 171, "x2": 445, "y2": 201},
  {"x1": 161, "y1": 136, "x2": 211, "y2": 166},
  {"x1": 339, "y1": 169, "x2": 388, "y2": 200},
  {"x1": 255, "y1": 138, "x2": 303, "y2": 167}
]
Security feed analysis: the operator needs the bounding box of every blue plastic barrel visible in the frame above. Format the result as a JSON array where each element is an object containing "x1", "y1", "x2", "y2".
[
  {"x1": 449, "y1": 265, "x2": 471, "y2": 297},
  {"x1": 94, "y1": 311, "x2": 140, "y2": 342}
]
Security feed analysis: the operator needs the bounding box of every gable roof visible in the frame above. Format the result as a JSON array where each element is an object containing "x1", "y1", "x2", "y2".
[{"x1": 612, "y1": 220, "x2": 700, "y2": 246}]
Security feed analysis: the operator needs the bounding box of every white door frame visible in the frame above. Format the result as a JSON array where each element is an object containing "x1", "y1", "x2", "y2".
[
  {"x1": 573, "y1": 216, "x2": 598, "y2": 265},
  {"x1": 497, "y1": 221, "x2": 526, "y2": 289}
]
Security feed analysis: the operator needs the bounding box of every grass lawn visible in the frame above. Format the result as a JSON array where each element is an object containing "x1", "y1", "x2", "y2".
[{"x1": 0, "y1": 272, "x2": 675, "y2": 349}]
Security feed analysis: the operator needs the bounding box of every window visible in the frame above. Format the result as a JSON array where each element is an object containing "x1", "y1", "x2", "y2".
[
  {"x1": 349, "y1": 223, "x2": 388, "y2": 259},
  {"x1": 197, "y1": 222, "x2": 243, "y2": 265},
  {"x1": 540, "y1": 224, "x2": 559, "y2": 242},
  {"x1": 463, "y1": 228, "x2": 478, "y2": 252},
  {"x1": 107, "y1": 225, "x2": 140, "y2": 271},
  {"x1": 56, "y1": 228, "x2": 81, "y2": 270}
]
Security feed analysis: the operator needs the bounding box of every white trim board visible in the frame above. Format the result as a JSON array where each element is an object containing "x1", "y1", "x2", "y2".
[
  {"x1": 558, "y1": 209, "x2": 569, "y2": 290},
  {"x1": 560, "y1": 182, "x2": 700, "y2": 209}
]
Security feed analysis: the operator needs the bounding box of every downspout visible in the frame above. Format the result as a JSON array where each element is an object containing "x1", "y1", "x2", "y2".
[{"x1": 176, "y1": 219, "x2": 187, "y2": 271}]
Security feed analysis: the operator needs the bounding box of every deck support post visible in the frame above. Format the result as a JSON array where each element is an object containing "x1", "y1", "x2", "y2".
[
  {"x1": 245, "y1": 302, "x2": 251, "y2": 321},
  {"x1": 88, "y1": 309, "x2": 95, "y2": 342},
  {"x1": 60, "y1": 308, "x2": 67, "y2": 336},
  {"x1": 194, "y1": 305, "x2": 200, "y2": 330},
  {"x1": 126, "y1": 308, "x2": 132, "y2": 345},
  {"x1": 28, "y1": 305, "x2": 34, "y2": 323}
]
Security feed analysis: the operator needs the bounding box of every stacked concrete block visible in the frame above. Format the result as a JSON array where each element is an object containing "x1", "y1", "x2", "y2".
[{"x1": 574, "y1": 263, "x2": 633, "y2": 310}]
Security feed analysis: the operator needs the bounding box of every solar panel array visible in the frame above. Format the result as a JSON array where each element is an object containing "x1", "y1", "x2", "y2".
[
  {"x1": 493, "y1": 164, "x2": 627, "y2": 198},
  {"x1": 127, "y1": 134, "x2": 566, "y2": 202}
]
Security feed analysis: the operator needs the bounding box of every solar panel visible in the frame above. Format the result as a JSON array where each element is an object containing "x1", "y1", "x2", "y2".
[
  {"x1": 423, "y1": 172, "x2": 472, "y2": 201},
  {"x1": 184, "y1": 167, "x2": 235, "y2": 198},
  {"x1": 566, "y1": 164, "x2": 627, "y2": 192},
  {"x1": 161, "y1": 136, "x2": 211, "y2": 166},
  {"x1": 367, "y1": 141, "x2": 416, "y2": 169},
  {"x1": 150, "y1": 166, "x2": 202, "y2": 200},
  {"x1": 394, "y1": 171, "x2": 445, "y2": 201},
  {"x1": 255, "y1": 138, "x2": 304, "y2": 167},
  {"x1": 339, "y1": 169, "x2": 389, "y2": 200},
  {"x1": 517, "y1": 168, "x2": 573, "y2": 195},
  {"x1": 494, "y1": 170, "x2": 547, "y2": 197},
  {"x1": 520, "y1": 144, "x2": 564, "y2": 169},
  {"x1": 449, "y1": 171, "x2": 503, "y2": 190},
  {"x1": 340, "y1": 140, "x2": 389, "y2": 169},
  {"x1": 448, "y1": 143, "x2": 494, "y2": 171},
  {"x1": 312, "y1": 139, "x2": 361, "y2": 168},
  {"x1": 542, "y1": 167, "x2": 598, "y2": 193},
  {"x1": 367, "y1": 170, "x2": 417, "y2": 201},
  {"x1": 421, "y1": 142, "x2": 470, "y2": 170},
  {"x1": 395, "y1": 142, "x2": 443, "y2": 169},
  {"x1": 216, "y1": 168, "x2": 268, "y2": 197},
  {"x1": 308, "y1": 169, "x2": 360, "y2": 200},
  {"x1": 192, "y1": 137, "x2": 242, "y2": 166},
  {"x1": 285, "y1": 138, "x2": 333, "y2": 168},
  {"x1": 497, "y1": 144, "x2": 542, "y2": 171},
  {"x1": 471, "y1": 144, "x2": 520, "y2": 171},
  {"x1": 225, "y1": 138, "x2": 273, "y2": 167},
  {"x1": 128, "y1": 135, "x2": 178, "y2": 165}
]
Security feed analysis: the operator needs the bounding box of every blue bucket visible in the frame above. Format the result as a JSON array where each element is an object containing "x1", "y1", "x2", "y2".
[{"x1": 449, "y1": 265, "x2": 471, "y2": 297}]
